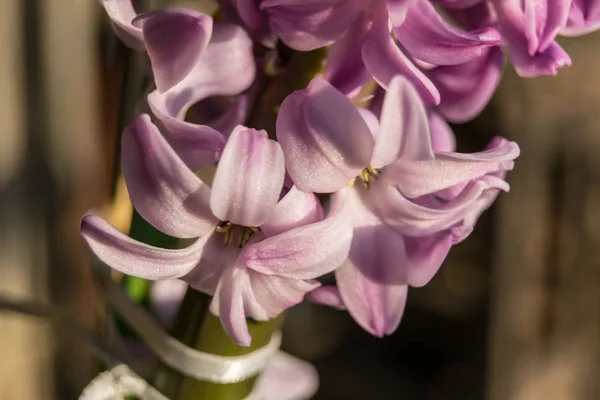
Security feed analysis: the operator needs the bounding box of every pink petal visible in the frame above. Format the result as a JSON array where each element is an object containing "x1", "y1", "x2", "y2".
[
  {"x1": 385, "y1": 137, "x2": 520, "y2": 198},
  {"x1": 100, "y1": 0, "x2": 144, "y2": 49},
  {"x1": 428, "y1": 111, "x2": 456, "y2": 152},
  {"x1": 150, "y1": 279, "x2": 188, "y2": 326},
  {"x1": 263, "y1": 0, "x2": 362, "y2": 51},
  {"x1": 243, "y1": 190, "x2": 353, "y2": 280},
  {"x1": 210, "y1": 262, "x2": 253, "y2": 346},
  {"x1": 181, "y1": 231, "x2": 241, "y2": 294},
  {"x1": 362, "y1": 5, "x2": 440, "y2": 105},
  {"x1": 428, "y1": 46, "x2": 504, "y2": 123},
  {"x1": 248, "y1": 270, "x2": 320, "y2": 317},
  {"x1": 371, "y1": 75, "x2": 434, "y2": 169},
  {"x1": 81, "y1": 214, "x2": 206, "y2": 279},
  {"x1": 404, "y1": 226, "x2": 470, "y2": 287},
  {"x1": 121, "y1": 115, "x2": 218, "y2": 238},
  {"x1": 308, "y1": 286, "x2": 346, "y2": 310},
  {"x1": 324, "y1": 12, "x2": 372, "y2": 97},
  {"x1": 210, "y1": 126, "x2": 285, "y2": 227},
  {"x1": 561, "y1": 0, "x2": 600, "y2": 36},
  {"x1": 134, "y1": 9, "x2": 213, "y2": 93},
  {"x1": 261, "y1": 186, "x2": 324, "y2": 238},
  {"x1": 254, "y1": 351, "x2": 319, "y2": 400},
  {"x1": 276, "y1": 78, "x2": 374, "y2": 193},
  {"x1": 335, "y1": 187, "x2": 409, "y2": 337},
  {"x1": 394, "y1": 0, "x2": 501, "y2": 65}
]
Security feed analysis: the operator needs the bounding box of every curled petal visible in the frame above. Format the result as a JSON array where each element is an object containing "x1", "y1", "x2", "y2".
[
  {"x1": 263, "y1": 0, "x2": 362, "y2": 51},
  {"x1": 277, "y1": 78, "x2": 374, "y2": 193},
  {"x1": 122, "y1": 115, "x2": 218, "y2": 238},
  {"x1": 362, "y1": 6, "x2": 440, "y2": 104},
  {"x1": 386, "y1": 137, "x2": 520, "y2": 198},
  {"x1": 336, "y1": 187, "x2": 409, "y2": 337},
  {"x1": 261, "y1": 186, "x2": 324, "y2": 238},
  {"x1": 248, "y1": 271, "x2": 320, "y2": 317},
  {"x1": 81, "y1": 214, "x2": 206, "y2": 279},
  {"x1": 308, "y1": 286, "x2": 346, "y2": 310},
  {"x1": 560, "y1": 0, "x2": 600, "y2": 36},
  {"x1": 428, "y1": 46, "x2": 504, "y2": 123},
  {"x1": 243, "y1": 191, "x2": 353, "y2": 280},
  {"x1": 371, "y1": 75, "x2": 433, "y2": 169},
  {"x1": 394, "y1": 0, "x2": 501, "y2": 65},
  {"x1": 324, "y1": 12, "x2": 372, "y2": 97},
  {"x1": 211, "y1": 126, "x2": 285, "y2": 227},
  {"x1": 404, "y1": 226, "x2": 471, "y2": 287},
  {"x1": 101, "y1": 0, "x2": 144, "y2": 49},
  {"x1": 134, "y1": 9, "x2": 213, "y2": 92}
]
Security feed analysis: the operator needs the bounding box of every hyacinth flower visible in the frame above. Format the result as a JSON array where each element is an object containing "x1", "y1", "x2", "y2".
[
  {"x1": 81, "y1": 115, "x2": 353, "y2": 346},
  {"x1": 561, "y1": 0, "x2": 600, "y2": 35},
  {"x1": 275, "y1": 75, "x2": 519, "y2": 336}
]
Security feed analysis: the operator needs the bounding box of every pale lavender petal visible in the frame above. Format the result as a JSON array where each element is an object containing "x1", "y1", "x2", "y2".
[
  {"x1": 208, "y1": 95, "x2": 250, "y2": 139},
  {"x1": 254, "y1": 351, "x2": 319, "y2": 400},
  {"x1": 276, "y1": 78, "x2": 374, "y2": 193},
  {"x1": 81, "y1": 214, "x2": 206, "y2": 279},
  {"x1": 263, "y1": 0, "x2": 362, "y2": 51},
  {"x1": 308, "y1": 286, "x2": 346, "y2": 310},
  {"x1": 561, "y1": 0, "x2": 600, "y2": 36},
  {"x1": 371, "y1": 75, "x2": 433, "y2": 169},
  {"x1": 358, "y1": 108, "x2": 380, "y2": 138},
  {"x1": 362, "y1": 5, "x2": 440, "y2": 104},
  {"x1": 182, "y1": 231, "x2": 241, "y2": 294},
  {"x1": 150, "y1": 279, "x2": 188, "y2": 326},
  {"x1": 372, "y1": 175, "x2": 510, "y2": 235},
  {"x1": 428, "y1": 111, "x2": 456, "y2": 152},
  {"x1": 261, "y1": 186, "x2": 324, "y2": 238},
  {"x1": 386, "y1": 137, "x2": 520, "y2": 198},
  {"x1": 324, "y1": 12, "x2": 372, "y2": 97},
  {"x1": 428, "y1": 46, "x2": 504, "y2": 123},
  {"x1": 101, "y1": 0, "x2": 144, "y2": 49},
  {"x1": 133, "y1": 9, "x2": 213, "y2": 93},
  {"x1": 243, "y1": 190, "x2": 353, "y2": 280},
  {"x1": 248, "y1": 270, "x2": 320, "y2": 317},
  {"x1": 404, "y1": 226, "x2": 471, "y2": 287},
  {"x1": 210, "y1": 126, "x2": 285, "y2": 227},
  {"x1": 394, "y1": 0, "x2": 501, "y2": 65},
  {"x1": 335, "y1": 187, "x2": 409, "y2": 337},
  {"x1": 121, "y1": 115, "x2": 218, "y2": 238},
  {"x1": 385, "y1": 0, "x2": 417, "y2": 26},
  {"x1": 210, "y1": 262, "x2": 253, "y2": 346}
]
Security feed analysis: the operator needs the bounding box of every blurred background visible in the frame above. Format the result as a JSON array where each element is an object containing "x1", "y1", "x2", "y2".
[{"x1": 1, "y1": 1, "x2": 599, "y2": 399}]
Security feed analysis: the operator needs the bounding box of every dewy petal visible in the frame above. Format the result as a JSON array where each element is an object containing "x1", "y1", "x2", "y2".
[
  {"x1": 362, "y1": 5, "x2": 440, "y2": 105},
  {"x1": 263, "y1": 0, "x2": 362, "y2": 51},
  {"x1": 181, "y1": 231, "x2": 240, "y2": 294},
  {"x1": 121, "y1": 115, "x2": 218, "y2": 238},
  {"x1": 101, "y1": 0, "x2": 144, "y2": 49},
  {"x1": 336, "y1": 187, "x2": 409, "y2": 337},
  {"x1": 134, "y1": 9, "x2": 213, "y2": 93},
  {"x1": 261, "y1": 186, "x2": 324, "y2": 238},
  {"x1": 561, "y1": 0, "x2": 600, "y2": 36},
  {"x1": 428, "y1": 46, "x2": 504, "y2": 123},
  {"x1": 394, "y1": 0, "x2": 501, "y2": 65},
  {"x1": 248, "y1": 270, "x2": 320, "y2": 317},
  {"x1": 210, "y1": 126, "x2": 285, "y2": 227},
  {"x1": 308, "y1": 285, "x2": 346, "y2": 310},
  {"x1": 81, "y1": 214, "x2": 206, "y2": 279},
  {"x1": 386, "y1": 137, "x2": 520, "y2": 198},
  {"x1": 371, "y1": 75, "x2": 434, "y2": 169},
  {"x1": 210, "y1": 262, "x2": 253, "y2": 346},
  {"x1": 324, "y1": 12, "x2": 372, "y2": 97},
  {"x1": 243, "y1": 190, "x2": 353, "y2": 280},
  {"x1": 276, "y1": 78, "x2": 374, "y2": 193},
  {"x1": 404, "y1": 226, "x2": 470, "y2": 287}
]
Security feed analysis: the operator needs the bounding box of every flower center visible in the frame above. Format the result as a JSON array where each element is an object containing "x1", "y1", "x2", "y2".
[
  {"x1": 349, "y1": 166, "x2": 380, "y2": 189},
  {"x1": 215, "y1": 221, "x2": 261, "y2": 248}
]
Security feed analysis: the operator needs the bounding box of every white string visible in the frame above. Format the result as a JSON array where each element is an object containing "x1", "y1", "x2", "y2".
[
  {"x1": 105, "y1": 279, "x2": 282, "y2": 384},
  {"x1": 79, "y1": 364, "x2": 169, "y2": 400}
]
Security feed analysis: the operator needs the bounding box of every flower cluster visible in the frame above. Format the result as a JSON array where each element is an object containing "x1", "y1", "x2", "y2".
[{"x1": 83, "y1": 0, "x2": 600, "y2": 346}]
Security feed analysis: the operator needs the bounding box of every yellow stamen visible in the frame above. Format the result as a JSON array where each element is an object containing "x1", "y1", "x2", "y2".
[
  {"x1": 350, "y1": 166, "x2": 380, "y2": 189},
  {"x1": 215, "y1": 221, "x2": 261, "y2": 247}
]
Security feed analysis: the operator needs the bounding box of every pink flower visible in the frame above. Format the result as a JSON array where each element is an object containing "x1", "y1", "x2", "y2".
[
  {"x1": 276, "y1": 75, "x2": 519, "y2": 336},
  {"x1": 81, "y1": 115, "x2": 352, "y2": 346}
]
